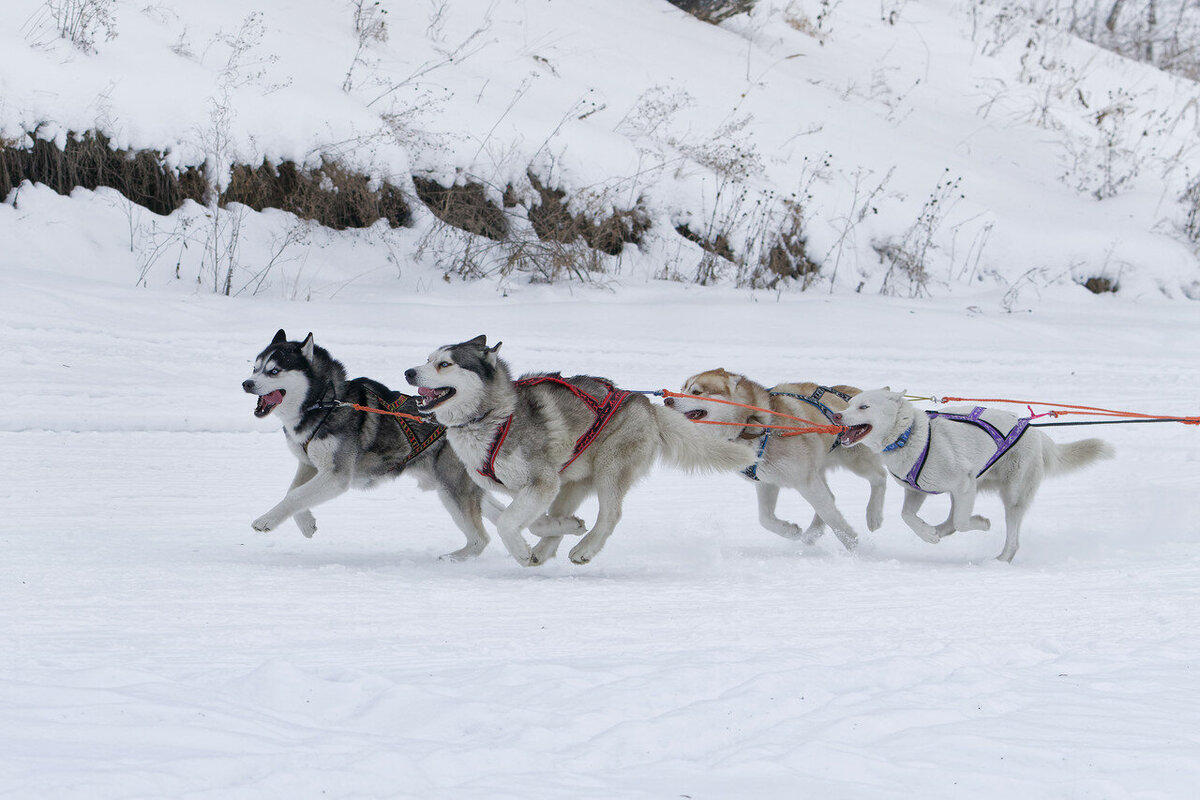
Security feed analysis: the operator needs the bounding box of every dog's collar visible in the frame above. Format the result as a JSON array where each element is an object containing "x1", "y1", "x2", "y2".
[{"x1": 883, "y1": 424, "x2": 913, "y2": 452}]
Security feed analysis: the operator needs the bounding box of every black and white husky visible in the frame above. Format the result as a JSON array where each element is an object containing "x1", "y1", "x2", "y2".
[
  {"x1": 242, "y1": 329, "x2": 494, "y2": 560},
  {"x1": 834, "y1": 389, "x2": 1113, "y2": 561},
  {"x1": 404, "y1": 335, "x2": 755, "y2": 567}
]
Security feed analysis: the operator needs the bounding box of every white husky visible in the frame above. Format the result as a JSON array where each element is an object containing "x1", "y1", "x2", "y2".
[{"x1": 835, "y1": 389, "x2": 1113, "y2": 561}]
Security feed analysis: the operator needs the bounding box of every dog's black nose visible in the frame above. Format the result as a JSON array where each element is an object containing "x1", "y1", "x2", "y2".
[
  {"x1": 664, "y1": 397, "x2": 675, "y2": 408},
  {"x1": 404, "y1": 368, "x2": 417, "y2": 385},
  {"x1": 242, "y1": 379, "x2": 256, "y2": 393}
]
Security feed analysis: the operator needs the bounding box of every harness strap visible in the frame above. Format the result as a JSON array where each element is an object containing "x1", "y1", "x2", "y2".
[
  {"x1": 892, "y1": 407, "x2": 1030, "y2": 494},
  {"x1": 741, "y1": 433, "x2": 771, "y2": 482},
  {"x1": 378, "y1": 394, "x2": 446, "y2": 464},
  {"x1": 477, "y1": 375, "x2": 632, "y2": 486},
  {"x1": 769, "y1": 385, "x2": 851, "y2": 423},
  {"x1": 478, "y1": 415, "x2": 515, "y2": 484}
]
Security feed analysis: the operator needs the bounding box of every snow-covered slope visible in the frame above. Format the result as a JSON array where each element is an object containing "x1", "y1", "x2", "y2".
[{"x1": 2, "y1": 0, "x2": 1198, "y2": 299}]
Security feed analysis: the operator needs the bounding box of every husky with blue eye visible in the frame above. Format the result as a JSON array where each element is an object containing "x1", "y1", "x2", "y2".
[
  {"x1": 835, "y1": 389, "x2": 1113, "y2": 562},
  {"x1": 404, "y1": 335, "x2": 755, "y2": 567},
  {"x1": 241, "y1": 329, "x2": 500, "y2": 560}
]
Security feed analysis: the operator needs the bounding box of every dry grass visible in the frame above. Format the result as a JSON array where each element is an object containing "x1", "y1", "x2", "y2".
[{"x1": 223, "y1": 159, "x2": 411, "y2": 229}]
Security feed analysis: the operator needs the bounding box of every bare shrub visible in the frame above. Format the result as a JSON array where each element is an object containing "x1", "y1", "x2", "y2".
[
  {"x1": 974, "y1": 1, "x2": 1200, "y2": 81},
  {"x1": 342, "y1": 0, "x2": 388, "y2": 92},
  {"x1": 784, "y1": 0, "x2": 840, "y2": 42},
  {"x1": 666, "y1": 0, "x2": 757, "y2": 24},
  {"x1": 1082, "y1": 275, "x2": 1119, "y2": 293},
  {"x1": 760, "y1": 201, "x2": 819, "y2": 288},
  {"x1": 0, "y1": 129, "x2": 206, "y2": 213},
  {"x1": 874, "y1": 171, "x2": 963, "y2": 297},
  {"x1": 412, "y1": 177, "x2": 508, "y2": 241},
  {"x1": 23, "y1": 0, "x2": 118, "y2": 53},
  {"x1": 527, "y1": 175, "x2": 649, "y2": 256},
  {"x1": 1179, "y1": 172, "x2": 1200, "y2": 246}
]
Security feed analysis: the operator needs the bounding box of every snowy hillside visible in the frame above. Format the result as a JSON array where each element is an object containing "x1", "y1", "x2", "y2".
[{"x1": 2, "y1": 0, "x2": 1198, "y2": 299}]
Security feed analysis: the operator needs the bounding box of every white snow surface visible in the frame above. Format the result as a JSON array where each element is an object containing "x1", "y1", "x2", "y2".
[{"x1": 2, "y1": 252, "x2": 1199, "y2": 796}]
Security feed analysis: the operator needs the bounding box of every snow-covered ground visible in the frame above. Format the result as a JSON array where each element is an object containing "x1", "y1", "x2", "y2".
[{"x1": 3, "y1": 256, "x2": 1199, "y2": 796}]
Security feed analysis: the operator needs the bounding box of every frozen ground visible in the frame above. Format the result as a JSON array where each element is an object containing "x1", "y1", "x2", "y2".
[{"x1": 2, "y1": 266, "x2": 1199, "y2": 798}]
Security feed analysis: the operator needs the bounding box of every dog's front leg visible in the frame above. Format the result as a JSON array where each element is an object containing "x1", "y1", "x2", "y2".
[
  {"x1": 253, "y1": 469, "x2": 351, "y2": 533},
  {"x1": 755, "y1": 482, "x2": 806, "y2": 540},
  {"x1": 900, "y1": 489, "x2": 942, "y2": 544},
  {"x1": 494, "y1": 478, "x2": 559, "y2": 566},
  {"x1": 286, "y1": 462, "x2": 319, "y2": 538}
]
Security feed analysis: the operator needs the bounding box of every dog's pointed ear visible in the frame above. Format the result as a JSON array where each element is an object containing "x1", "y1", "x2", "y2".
[
  {"x1": 301, "y1": 333, "x2": 315, "y2": 361},
  {"x1": 488, "y1": 340, "x2": 503, "y2": 356},
  {"x1": 272, "y1": 329, "x2": 287, "y2": 344},
  {"x1": 467, "y1": 334, "x2": 487, "y2": 347}
]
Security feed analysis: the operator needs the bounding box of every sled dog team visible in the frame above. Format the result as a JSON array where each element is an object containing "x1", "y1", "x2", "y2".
[{"x1": 243, "y1": 330, "x2": 1114, "y2": 565}]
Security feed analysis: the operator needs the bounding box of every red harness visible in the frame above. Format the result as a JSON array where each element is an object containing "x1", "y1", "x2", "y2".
[{"x1": 478, "y1": 375, "x2": 632, "y2": 485}]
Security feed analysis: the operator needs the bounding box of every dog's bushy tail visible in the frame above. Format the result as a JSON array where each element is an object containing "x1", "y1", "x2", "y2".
[
  {"x1": 650, "y1": 405, "x2": 756, "y2": 473},
  {"x1": 1043, "y1": 436, "x2": 1114, "y2": 476}
]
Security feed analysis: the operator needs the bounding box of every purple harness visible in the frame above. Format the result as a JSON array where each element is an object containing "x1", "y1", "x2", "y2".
[{"x1": 894, "y1": 407, "x2": 1031, "y2": 494}]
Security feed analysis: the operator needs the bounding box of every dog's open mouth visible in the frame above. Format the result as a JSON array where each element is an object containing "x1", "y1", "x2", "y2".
[
  {"x1": 684, "y1": 409, "x2": 708, "y2": 421},
  {"x1": 254, "y1": 389, "x2": 285, "y2": 418},
  {"x1": 416, "y1": 386, "x2": 455, "y2": 410},
  {"x1": 838, "y1": 424, "x2": 872, "y2": 446}
]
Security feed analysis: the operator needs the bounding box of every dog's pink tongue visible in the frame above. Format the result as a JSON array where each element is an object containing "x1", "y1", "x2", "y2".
[
  {"x1": 418, "y1": 387, "x2": 438, "y2": 398},
  {"x1": 263, "y1": 390, "x2": 283, "y2": 405}
]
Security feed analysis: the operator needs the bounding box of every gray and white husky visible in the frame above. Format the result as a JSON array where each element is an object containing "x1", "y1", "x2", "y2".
[
  {"x1": 834, "y1": 389, "x2": 1113, "y2": 561},
  {"x1": 242, "y1": 329, "x2": 494, "y2": 560},
  {"x1": 666, "y1": 369, "x2": 887, "y2": 551},
  {"x1": 404, "y1": 335, "x2": 755, "y2": 567}
]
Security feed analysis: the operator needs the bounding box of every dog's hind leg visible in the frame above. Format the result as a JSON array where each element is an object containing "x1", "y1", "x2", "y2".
[
  {"x1": 569, "y1": 466, "x2": 640, "y2": 565},
  {"x1": 900, "y1": 489, "x2": 942, "y2": 544},
  {"x1": 792, "y1": 475, "x2": 859, "y2": 551},
  {"x1": 996, "y1": 482, "x2": 1035, "y2": 562},
  {"x1": 530, "y1": 481, "x2": 591, "y2": 563},
  {"x1": 948, "y1": 480, "x2": 991, "y2": 534},
  {"x1": 436, "y1": 488, "x2": 490, "y2": 562}
]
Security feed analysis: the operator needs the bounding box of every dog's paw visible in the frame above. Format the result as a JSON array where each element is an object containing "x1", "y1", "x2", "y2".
[
  {"x1": 969, "y1": 515, "x2": 991, "y2": 532},
  {"x1": 252, "y1": 515, "x2": 279, "y2": 533},
  {"x1": 911, "y1": 524, "x2": 941, "y2": 544},
  {"x1": 834, "y1": 530, "x2": 859, "y2": 552},
  {"x1": 530, "y1": 515, "x2": 587, "y2": 538},
  {"x1": 867, "y1": 505, "x2": 884, "y2": 532},
  {"x1": 798, "y1": 524, "x2": 826, "y2": 545},
  {"x1": 766, "y1": 520, "x2": 807, "y2": 542},
  {"x1": 531, "y1": 536, "x2": 562, "y2": 563},
  {"x1": 294, "y1": 511, "x2": 317, "y2": 539},
  {"x1": 568, "y1": 540, "x2": 599, "y2": 565},
  {"x1": 440, "y1": 544, "x2": 485, "y2": 562}
]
